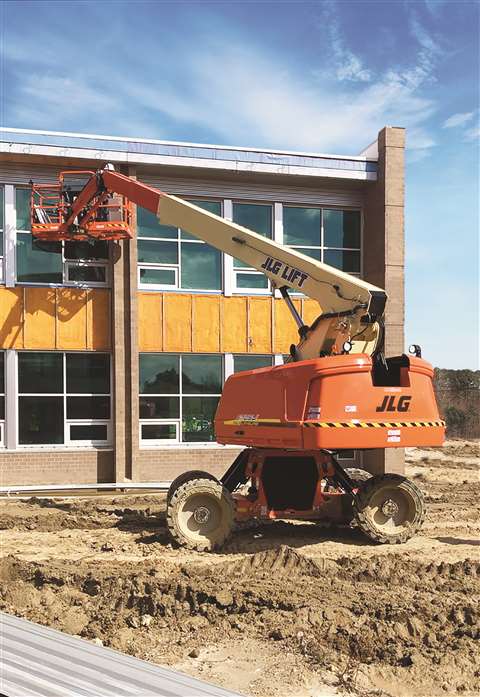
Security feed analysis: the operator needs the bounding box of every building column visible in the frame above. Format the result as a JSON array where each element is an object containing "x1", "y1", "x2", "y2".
[
  {"x1": 363, "y1": 126, "x2": 406, "y2": 475},
  {"x1": 111, "y1": 165, "x2": 139, "y2": 482}
]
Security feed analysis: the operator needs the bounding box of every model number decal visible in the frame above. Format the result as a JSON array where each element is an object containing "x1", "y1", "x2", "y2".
[
  {"x1": 260, "y1": 256, "x2": 308, "y2": 288},
  {"x1": 376, "y1": 395, "x2": 412, "y2": 413}
]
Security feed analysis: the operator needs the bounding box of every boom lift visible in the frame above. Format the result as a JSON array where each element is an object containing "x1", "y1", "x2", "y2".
[{"x1": 31, "y1": 168, "x2": 444, "y2": 550}]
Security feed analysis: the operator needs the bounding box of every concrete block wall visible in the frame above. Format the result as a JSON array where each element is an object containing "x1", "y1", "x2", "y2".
[{"x1": 0, "y1": 450, "x2": 114, "y2": 486}]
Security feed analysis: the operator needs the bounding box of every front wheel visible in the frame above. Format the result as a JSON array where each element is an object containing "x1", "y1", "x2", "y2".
[
  {"x1": 167, "y1": 477, "x2": 234, "y2": 551},
  {"x1": 354, "y1": 474, "x2": 425, "y2": 544}
]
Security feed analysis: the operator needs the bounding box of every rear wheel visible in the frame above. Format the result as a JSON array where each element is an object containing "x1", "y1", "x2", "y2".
[
  {"x1": 342, "y1": 468, "x2": 372, "y2": 524},
  {"x1": 167, "y1": 478, "x2": 234, "y2": 551},
  {"x1": 167, "y1": 470, "x2": 218, "y2": 505},
  {"x1": 354, "y1": 474, "x2": 425, "y2": 544}
]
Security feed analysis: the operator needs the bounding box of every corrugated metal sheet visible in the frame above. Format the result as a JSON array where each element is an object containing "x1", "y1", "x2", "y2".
[
  {"x1": 0, "y1": 161, "x2": 365, "y2": 207},
  {"x1": 138, "y1": 174, "x2": 365, "y2": 208},
  {"x1": 0, "y1": 161, "x2": 63, "y2": 184},
  {"x1": 0, "y1": 612, "x2": 245, "y2": 697}
]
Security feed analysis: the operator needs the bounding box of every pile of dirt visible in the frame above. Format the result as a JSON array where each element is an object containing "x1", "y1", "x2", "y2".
[{"x1": 0, "y1": 441, "x2": 479, "y2": 697}]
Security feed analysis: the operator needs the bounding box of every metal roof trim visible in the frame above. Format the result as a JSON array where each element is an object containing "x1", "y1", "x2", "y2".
[{"x1": 0, "y1": 611, "x2": 245, "y2": 697}]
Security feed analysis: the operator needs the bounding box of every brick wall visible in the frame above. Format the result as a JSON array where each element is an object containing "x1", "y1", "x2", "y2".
[
  {"x1": 0, "y1": 450, "x2": 114, "y2": 486},
  {"x1": 138, "y1": 447, "x2": 243, "y2": 481}
]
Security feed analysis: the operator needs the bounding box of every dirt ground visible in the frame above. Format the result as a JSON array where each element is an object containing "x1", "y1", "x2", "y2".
[{"x1": 1, "y1": 440, "x2": 479, "y2": 697}]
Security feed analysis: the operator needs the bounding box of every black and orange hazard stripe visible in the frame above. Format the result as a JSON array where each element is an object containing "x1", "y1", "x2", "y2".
[
  {"x1": 304, "y1": 420, "x2": 445, "y2": 429},
  {"x1": 224, "y1": 419, "x2": 445, "y2": 429}
]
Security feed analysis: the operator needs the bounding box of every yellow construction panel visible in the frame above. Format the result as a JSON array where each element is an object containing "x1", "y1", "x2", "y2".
[
  {"x1": 0, "y1": 288, "x2": 24, "y2": 348},
  {"x1": 87, "y1": 290, "x2": 111, "y2": 350},
  {"x1": 24, "y1": 288, "x2": 56, "y2": 349},
  {"x1": 138, "y1": 293, "x2": 162, "y2": 351},
  {"x1": 221, "y1": 297, "x2": 247, "y2": 353},
  {"x1": 57, "y1": 289, "x2": 87, "y2": 349},
  {"x1": 248, "y1": 298, "x2": 272, "y2": 354},
  {"x1": 302, "y1": 299, "x2": 320, "y2": 325},
  {"x1": 273, "y1": 298, "x2": 301, "y2": 354},
  {"x1": 164, "y1": 294, "x2": 192, "y2": 352},
  {"x1": 193, "y1": 296, "x2": 220, "y2": 353}
]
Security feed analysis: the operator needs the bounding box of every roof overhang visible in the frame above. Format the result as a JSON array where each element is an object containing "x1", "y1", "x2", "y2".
[{"x1": 0, "y1": 127, "x2": 378, "y2": 182}]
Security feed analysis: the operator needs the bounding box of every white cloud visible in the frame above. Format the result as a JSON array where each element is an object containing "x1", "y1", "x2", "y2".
[
  {"x1": 464, "y1": 125, "x2": 480, "y2": 141},
  {"x1": 443, "y1": 112, "x2": 475, "y2": 128},
  {"x1": 316, "y1": 1, "x2": 372, "y2": 84},
  {"x1": 336, "y1": 55, "x2": 372, "y2": 83},
  {"x1": 4, "y1": 6, "x2": 442, "y2": 155}
]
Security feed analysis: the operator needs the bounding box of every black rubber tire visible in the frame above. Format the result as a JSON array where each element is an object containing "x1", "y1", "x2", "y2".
[
  {"x1": 167, "y1": 477, "x2": 235, "y2": 552},
  {"x1": 342, "y1": 468, "x2": 373, "y2": 524},
  {"x1": 167, "y1": 470, "x2": 218, "y2": 505},
  {"x1": 354, "y1": 474, "x2": 425, "y2": 544},
  {"x1": 345, "y1": 468, "x2": 373, "y2": 487}
]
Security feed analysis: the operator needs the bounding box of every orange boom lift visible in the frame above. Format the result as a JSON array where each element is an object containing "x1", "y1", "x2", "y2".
[{"x1": 31, "y1": 167, "x2": 444, "y2": 550}]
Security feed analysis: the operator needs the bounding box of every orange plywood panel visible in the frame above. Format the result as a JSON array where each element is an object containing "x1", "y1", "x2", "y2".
[
  {"x1": 24, "y1": 288, "x2": 56, "y2": 349},
  {"x1": 248, "y1": 298, "x2": 272, "y2": 354},
  {"x1": 193, "y1": 296, "x2": 220, "y2": 353},
  {"x1": 138, "y1": 293, "x2": 162, "y2": 351},
  {"x1": 164, "y1": 294, "x2": 192, "y2": 352},
  {"x1": 87, "y1": 290, "x2": 111, "y2": 350},
  {"x1": 302, "y1": 299, "x2": 320, "y2": 326},
  {"x1": 56, "y1": 288, "x2": 87, "y2": 349},
  {"x1": 273, "y1": 298, "x2": 300, "y2": 354},
  {"x1": 221, "y1": 297, "x2": 247, "y2": 353},
  {"x1": 0, "y1": 288, "x2": 24, "y2": 348}
]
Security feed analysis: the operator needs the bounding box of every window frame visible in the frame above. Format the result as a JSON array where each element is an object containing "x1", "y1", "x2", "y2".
[
  {"x1": 137, "y1": 197, "x2": 224, "y2": 293},
  {"x1": 139, "y1": 352, "x2": 224, "y2": 447},
  {"x1": 283, "y1": 204, "x2": 363, "y2": 278},
  {"x1": 232, "y1": 200, "x2": 273, "y2": 295},
  {"x1": 16, "y1": 351, "x2": 112, "y2": 449},
  {"x1": 0, "y1": 351, "x2": 5, "y2": 447},
  {"x1": 0, "y1": 185, "x2": 4, "y2": 285},
  {"x1": 14, "y1": 186, "x2": 110, "y2": 288}
]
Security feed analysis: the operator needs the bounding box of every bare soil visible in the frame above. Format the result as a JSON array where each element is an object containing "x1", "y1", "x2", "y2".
[{"x1": 1, "y1": 440, "x2": 479, "y2": 697}]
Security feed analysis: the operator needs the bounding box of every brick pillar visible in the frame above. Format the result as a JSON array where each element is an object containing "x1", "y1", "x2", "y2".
[
  {"x1": 111, "y1": 165, "x2": 138, "y2": 482},
  {"x1": 363, "y1": 126, "x2": 406, "y2": 475}
]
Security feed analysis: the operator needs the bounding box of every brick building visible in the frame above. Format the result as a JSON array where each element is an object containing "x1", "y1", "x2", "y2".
[{"x1": 0, "y1": 126, "x2": 405, "y2": 487}]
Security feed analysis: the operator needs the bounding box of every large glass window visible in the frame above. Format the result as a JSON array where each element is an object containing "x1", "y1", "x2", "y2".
[
  {"x1": 283, "y1": 206, "x2": 361, "y2": 275},
  {"x1": 0, "y1": 186, "x2": 4, "y2": 266},
  {"x1": 139, "y1": 353, "x2": 222, "y2": 444},
  {"x1": 138, "y1": 199, "x2": 222, "y2": 291},
  {"x1": 232, "y1": 203, "x2": 272, "y2": 292},
  {"x1": 0, "y1": 352, "x2": 4, "y2": 446},
  {"x1": 18, "y1": 352, "x2": 111, "y2": 446},
  {"x1": 233, "y1": 354, "x2": 273, "y2": 373},
  {"x1": 15, "y1": 188, "x2": 109, "y2": 286}
]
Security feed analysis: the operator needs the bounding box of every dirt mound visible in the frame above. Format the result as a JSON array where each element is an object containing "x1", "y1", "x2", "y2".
[
  {"x1": 1, "y1": 444, "x2": 479, "y2": 697},
  {"x1": 1, "y1": 546, "x2": 479, "y2": 696}
]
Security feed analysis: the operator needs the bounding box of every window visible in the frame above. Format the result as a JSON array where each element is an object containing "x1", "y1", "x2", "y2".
[
  {"x1": 17, "y1": 352, "x2": 111, "y2": 446},
  {"x1": 15, "y1": 188, "x2": 109, "y2": 286},
  {"x1": 0, "y1": 186, "x2": 4, "y2": 276},
  {"x1": 0, "y1": 353, "x2": 4, "y2": 446},
  {"x1": 138, "y1": 199, "x2": 222, "y2": 291},
  {"x1": 283, "y1": 206, "x2": 361, "y2": 275},
  {"x1": 232, "y1": 203, "x2": 272, "y2": 292},
  {"x1": 233, "y1": 354, "x2": 274, "y2": 373},
  {"x1": 139, "y1": 353, "x2": 222, "y2": 444}
]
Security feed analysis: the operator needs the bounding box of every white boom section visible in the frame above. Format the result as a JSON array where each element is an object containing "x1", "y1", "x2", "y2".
[
  {"x1": 157, "y1": 195, "x2": 386, "y2": 358},
  {"x1": 157, "y1": 195, "x2": 384, "y2": 315}
]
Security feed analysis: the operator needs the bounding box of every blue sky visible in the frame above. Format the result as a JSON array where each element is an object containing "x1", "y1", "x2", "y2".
[{"x1": 1, "y1": 0, "x2": 478, "y2": 369}]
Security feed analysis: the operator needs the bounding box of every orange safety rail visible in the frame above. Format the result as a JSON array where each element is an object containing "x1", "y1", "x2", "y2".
[{"x1": 31, "y1": 171, "x2": 134, "y2": 241}]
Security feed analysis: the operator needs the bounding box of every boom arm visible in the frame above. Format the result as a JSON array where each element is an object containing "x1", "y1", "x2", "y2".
[{"x1": 56, "y1": 168, "x2": 388, "y2": 359}]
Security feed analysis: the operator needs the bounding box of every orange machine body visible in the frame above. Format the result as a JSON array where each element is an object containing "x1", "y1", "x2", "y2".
[{"x1": 215, "y1": 354, "x2": 444, "y2": 450}]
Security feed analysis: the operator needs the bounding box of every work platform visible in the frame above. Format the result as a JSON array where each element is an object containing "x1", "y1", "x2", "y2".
[{"x1": 0, "y1": 611, "x2": 244, "y2": 697}]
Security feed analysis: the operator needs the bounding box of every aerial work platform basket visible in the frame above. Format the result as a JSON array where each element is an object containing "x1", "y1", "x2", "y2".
[{"x1": 31, "y1": 171, "x2": 133, "y2": 241}]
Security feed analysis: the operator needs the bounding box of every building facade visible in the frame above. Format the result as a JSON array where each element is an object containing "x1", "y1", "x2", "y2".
[{"x1": 0, "y1": 126, "x2": 405, "y2": 487}]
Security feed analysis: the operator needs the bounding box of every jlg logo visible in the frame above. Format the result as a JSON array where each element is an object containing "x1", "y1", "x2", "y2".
[{"x1": 376, "y1": 395, "x2": 412, "y2": 413}]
